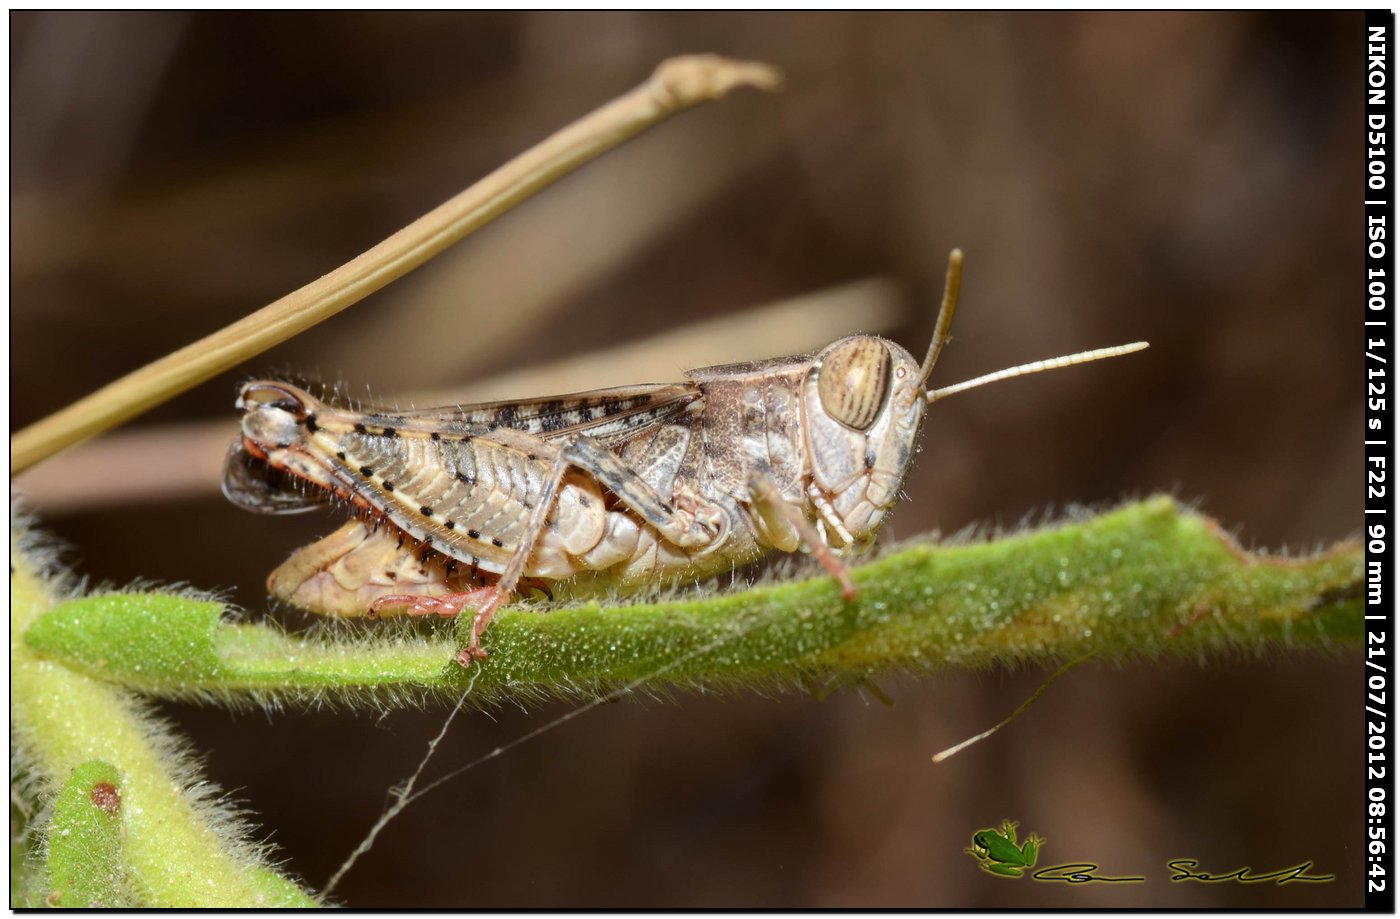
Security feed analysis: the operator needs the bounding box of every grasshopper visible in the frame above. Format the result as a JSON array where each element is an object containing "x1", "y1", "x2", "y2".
[{"x1": 226, "y1": 251, "x2": 1146, "y2": 665}]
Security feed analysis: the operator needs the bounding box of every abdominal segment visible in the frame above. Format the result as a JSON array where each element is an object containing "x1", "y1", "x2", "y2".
[
  {"x1": 268, "y1": 521, "x2": 496, "y2": 616},
  {"x1": 267, "y1": 510, "x2": 751, "y2": 617}
]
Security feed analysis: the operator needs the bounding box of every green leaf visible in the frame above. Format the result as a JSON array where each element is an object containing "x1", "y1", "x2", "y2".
[
  {"x1": 45, "y1": 761, "x2": 129, "y2": 908},
  {"x1": 25, "y1": 591, "x2": 453, "y2": 703}
]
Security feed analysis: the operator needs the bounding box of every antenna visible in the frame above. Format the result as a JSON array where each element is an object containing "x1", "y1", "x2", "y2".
[
  {"x1": 918, "y1": 249, "x2": 964, "y2": 387},
  {"x1": 927, "y1": 342, "x2": 1149, "y2": 404}
]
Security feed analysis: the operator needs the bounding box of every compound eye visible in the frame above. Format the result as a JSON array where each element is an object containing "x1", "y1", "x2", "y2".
[{"x1": 817, "y1": 338, "x2": 892, "y2": 431}]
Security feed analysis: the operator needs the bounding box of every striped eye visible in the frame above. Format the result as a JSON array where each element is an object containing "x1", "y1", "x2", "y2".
[{"x1": 817, "y1": 338, "x2": 892, "y2": 431}]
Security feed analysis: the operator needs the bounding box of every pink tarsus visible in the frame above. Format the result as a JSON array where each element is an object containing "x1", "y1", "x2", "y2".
[{"x1": 370, "y1": 587, "x2": 509, "y2": 666}]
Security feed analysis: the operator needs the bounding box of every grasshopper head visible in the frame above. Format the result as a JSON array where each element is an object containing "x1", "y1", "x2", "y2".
[
  {"x1": 798, "y1": 250, "x2": 963, "y2": 545},
  {"x1": 802, "y1": 335, "x2": 928, "y2": 544},
  {"x1": 801, "y1": 249, "x2": 1146, "y2": 549}
]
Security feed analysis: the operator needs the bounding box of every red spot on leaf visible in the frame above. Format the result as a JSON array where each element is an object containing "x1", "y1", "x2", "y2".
[{"x1": 90, "y1": 781, "x2": 121, "y2": 816}]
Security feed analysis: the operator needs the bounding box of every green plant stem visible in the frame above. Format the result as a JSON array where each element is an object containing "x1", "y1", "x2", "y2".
[
  {"x1": 24, "y1": 498, "x2": 1362, "y2": 708},
  {"x1": 10, "y1": 542, "x2": 318, "y2": 907}
]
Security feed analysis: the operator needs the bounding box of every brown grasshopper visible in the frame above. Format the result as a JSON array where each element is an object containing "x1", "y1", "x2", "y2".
[{"x1": 225, "y1": 251, "x2": 1146, "y2": 665}]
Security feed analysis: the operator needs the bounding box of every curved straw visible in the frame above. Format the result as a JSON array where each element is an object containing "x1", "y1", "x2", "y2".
[{"x1": 11, "y1": 55, "x2": 782, "y2": 476}]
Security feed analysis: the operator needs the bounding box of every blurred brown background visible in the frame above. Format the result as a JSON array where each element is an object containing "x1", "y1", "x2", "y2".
[{"x1": 11, "y1": 11, "x2": 1361, "y2": 907}]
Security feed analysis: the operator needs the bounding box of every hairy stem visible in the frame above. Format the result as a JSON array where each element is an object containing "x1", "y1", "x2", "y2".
[{"x1": 24, "y1": 498, "x2": 1362, "y2": 709}]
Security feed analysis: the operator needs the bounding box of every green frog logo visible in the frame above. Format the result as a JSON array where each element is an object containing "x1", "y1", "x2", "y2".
[{"x1": 965, "y1": 819, "x2": 1045, "y2": 878}]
